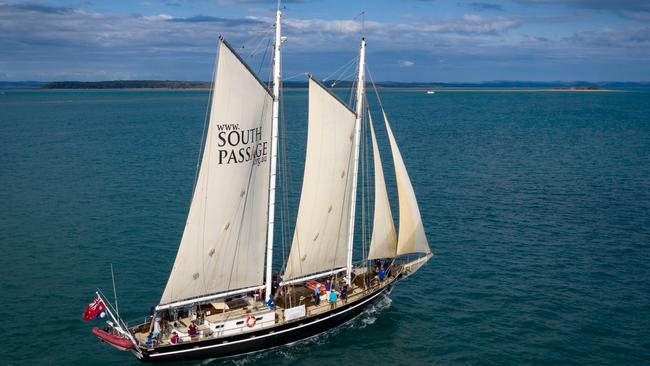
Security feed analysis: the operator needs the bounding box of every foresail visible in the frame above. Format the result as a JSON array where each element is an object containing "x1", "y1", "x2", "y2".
[
  {"x1": 383, "y1": 111, "x2": 431, "y2": 256},
  {"x1": 283, "y1": 77, "x2": 356, "y2": 280},
  {"x1": 367, "y1": 112, "x2": 397, "y2": 260},
  {"x1": 160, "y1": 39, "x2": 273, "y2": 305}
]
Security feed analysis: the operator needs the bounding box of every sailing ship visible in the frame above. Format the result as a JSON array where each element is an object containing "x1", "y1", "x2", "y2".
[{"x1": 85, "y1": 8, "x2": 432, "y2": 362}]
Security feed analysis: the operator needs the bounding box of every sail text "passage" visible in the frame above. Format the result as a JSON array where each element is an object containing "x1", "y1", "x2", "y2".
[{"x1": 216, "y1": 125, "x2": 268, "y2": 166}]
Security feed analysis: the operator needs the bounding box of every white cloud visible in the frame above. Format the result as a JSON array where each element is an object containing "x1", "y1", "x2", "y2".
[
  {"x1": 403, "y1": 14, "x2": 520, "y2": 35},
  {"x1": 399, "y1": 60, "x2": 415, "y2": 68},
  {"x1": 142, "y1": 14, "x2": 174, "y2": 21}
]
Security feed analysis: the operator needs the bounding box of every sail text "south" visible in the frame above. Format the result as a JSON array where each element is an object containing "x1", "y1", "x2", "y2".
[{"x1": 217, "y1": 125, "x2": 268, "y2": 166}]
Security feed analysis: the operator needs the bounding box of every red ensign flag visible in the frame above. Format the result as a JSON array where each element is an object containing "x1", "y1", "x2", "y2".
[{"x1": 82, "y1": 296, "x2": 105, "y2": 321}]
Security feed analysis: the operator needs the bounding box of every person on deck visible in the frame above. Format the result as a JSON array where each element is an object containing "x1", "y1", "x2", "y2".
[
  {"x1": 188, "y1": 323, "x2": 198, "y2": 339},
  {"x1": 162, "y1": 320, "x2": 172, "y2": 337},
  {"x1": 329, "y1": 290, "x2": 338, "y2": 309},
  {"x1": 145, "y1": 332, "x2": 155, "y2": 347},
  {"x1": 341, "y1": 283, "x2": 348, "y2": 304},
  {"x1": 313, "y1": 284, "x2": 321, "y2": 307},
  {"x1": 378, "y1": 265, "x2": 386, "y2": 282},
  {"x1": 325, "y1": 279, "x2": 332, "y2": 295},
  {"x1": 153, "y1": 317, "x2": 161, "y2": 339},
  {"x1": 170, "y1": 331, "x2": 180, "y2": 345},
  {"x1": 271, "y1": 278, "x2": 280, "y2": 297}
]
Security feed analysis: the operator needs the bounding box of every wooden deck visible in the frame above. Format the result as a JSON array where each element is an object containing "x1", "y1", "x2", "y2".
[{"x1": 133, "y1": 267, "x2": 399, "y2": 348}]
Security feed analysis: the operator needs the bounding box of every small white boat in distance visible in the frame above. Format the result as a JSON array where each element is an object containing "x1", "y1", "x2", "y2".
[{"x1": 426, "y1": 90, "x2": 435, "y2": 94}]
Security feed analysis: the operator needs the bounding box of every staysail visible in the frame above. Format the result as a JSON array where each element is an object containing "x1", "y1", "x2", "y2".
[
  {"x1": 160, "y1": 39, "x2": 274, "y2": 305},
  {"x1": 367, "y1": 111, "x2": 397, "y2": 260},
  {"x1": 283, "y1": 77, "x2": 357, "y2": 281},
  {"x1": 383, "y1": 111, "x2": 431, "y2": 256}
]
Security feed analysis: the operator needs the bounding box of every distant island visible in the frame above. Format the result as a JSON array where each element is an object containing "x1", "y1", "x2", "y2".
[
  {"x1": 1, "y1": 80, "x2": 649, "y2": 90},
  {"x1": 41, "y1": 80, "x2": 211, "y2": 89}
]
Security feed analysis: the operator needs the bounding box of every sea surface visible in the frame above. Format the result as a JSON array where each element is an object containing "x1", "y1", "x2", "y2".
[{"x1": 1, "y1": 88, "x2": 649, "y2": 365}]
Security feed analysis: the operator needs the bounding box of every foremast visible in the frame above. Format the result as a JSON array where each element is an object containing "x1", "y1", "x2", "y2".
[
  {"x1": 346, "y1": 38, "x2": 366, "y2": 285},
  {"x1": 265, "y1": 7, "x2": 282, "y2": 302}
]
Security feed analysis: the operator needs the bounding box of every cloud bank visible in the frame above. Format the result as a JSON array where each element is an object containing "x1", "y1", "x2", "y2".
[{"x1": 0, "y1": 1, "x2": 648, "y2": 81}]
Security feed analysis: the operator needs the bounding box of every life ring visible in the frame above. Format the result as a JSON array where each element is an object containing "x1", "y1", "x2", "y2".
[{"x1": 245, "y1": 315, "x2": 257, "y2": 328}]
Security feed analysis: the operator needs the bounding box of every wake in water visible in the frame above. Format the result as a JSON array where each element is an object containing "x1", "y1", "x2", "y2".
[
  {"x1": 200, "y1": 294, "x2": 394, "y2": 365},
  {"x1": 347, "y1": 293, "x2": 393, "y2": 329}
]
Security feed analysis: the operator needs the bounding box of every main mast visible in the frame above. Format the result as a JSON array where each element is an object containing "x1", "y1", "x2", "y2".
[
  {"x1": 346, "y1": 38, "x2": 366, "y2": 285},
  {"x1": 265, "y1": 7, "x2": 282, "y2": 302}
]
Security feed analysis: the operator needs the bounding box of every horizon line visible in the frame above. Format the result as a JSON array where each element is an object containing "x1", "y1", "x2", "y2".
[{"x1": 3, "y1": 79, "x2": 650, "y2": 84}]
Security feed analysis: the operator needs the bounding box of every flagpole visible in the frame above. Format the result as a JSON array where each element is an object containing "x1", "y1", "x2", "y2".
[{"x1": 110, "y1": 263, "x2": 119, "y2": 317}]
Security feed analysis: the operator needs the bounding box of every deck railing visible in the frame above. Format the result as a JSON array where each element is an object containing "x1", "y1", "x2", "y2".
[{"x1": 129, "y1": 263, "x2": 405, "y2": 349}]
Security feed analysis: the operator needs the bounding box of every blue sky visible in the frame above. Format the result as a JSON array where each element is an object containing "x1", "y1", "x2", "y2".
[{"x1": 0, "y1": 0, "x2": 649, "y2": 82}]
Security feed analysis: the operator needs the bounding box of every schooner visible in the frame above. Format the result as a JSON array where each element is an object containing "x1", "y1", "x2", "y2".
[{"x1": 84, "y1": 7, "x2": 432, "y2": 362}]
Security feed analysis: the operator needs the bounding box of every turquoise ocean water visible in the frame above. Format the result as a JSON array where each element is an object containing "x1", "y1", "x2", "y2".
[{"x1": 1, "y1": 89, "x2": 649, "y2": 365}]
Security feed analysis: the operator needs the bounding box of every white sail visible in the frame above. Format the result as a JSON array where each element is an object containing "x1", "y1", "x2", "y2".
[
  {"x1": 383, "y1": 111, "x2": 431, "y2": 256},
  {"x1": 160, "y1": 39, "x2": 274, "y2": 305},
  {"x1": 367, "y1": 112, "x2": 398, "y2": 260},
  {"x1": 283, "y1": 77, "x2": 357, "y2": 281}
]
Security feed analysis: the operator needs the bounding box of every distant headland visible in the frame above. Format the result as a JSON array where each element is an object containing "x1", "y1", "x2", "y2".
[{"x1": 1, "y1": 80, "x2": 648, "y2": 90}]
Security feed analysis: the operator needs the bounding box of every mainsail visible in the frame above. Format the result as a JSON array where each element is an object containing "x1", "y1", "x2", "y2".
[
  {"x1": 383, "y1": 111, "x2": 431, "y2": 256},
  {"x1": 160, "y1": 39, "x2": 274, "y2": 305},
  {"x1": 367, "y1": 112, "x2": 397, "y2": 260},
  {"x1": 283, "y1": 77, "x2": 357, "y2": 281}
]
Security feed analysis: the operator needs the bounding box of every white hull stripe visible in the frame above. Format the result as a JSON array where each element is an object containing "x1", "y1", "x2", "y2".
[{"x1": 150, "y1": 287, "x2": 387, "y2": 357}]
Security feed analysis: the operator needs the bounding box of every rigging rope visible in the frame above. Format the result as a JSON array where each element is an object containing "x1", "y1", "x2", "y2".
[
  {"x1": 244, "y1": 24, "x2": 275, "y2": 59},
  {"x1": 322, "y1": 56, "x2": 358, "y2": 84},
  {"x1": 192, "y1": 40, "x2": 219, "y2": 198},
  {"x1": 363, "y1": 95, "x2": 372, "y2": 270},
  {"x1": 361, "y1": 97, "x2": 367, "y2": 276},
  {"x1": 283, "y1": 72, "x2": 309, "y2": 81},
  {"x1": 256, "y1": 37, "x2": 273, "y2": 78},
  {"x1": 366, "y1": 65, "x2": 386, "y2": 114},
  {"x1": 278, "y1": 78, "x2": 292, "y2": 306}
]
